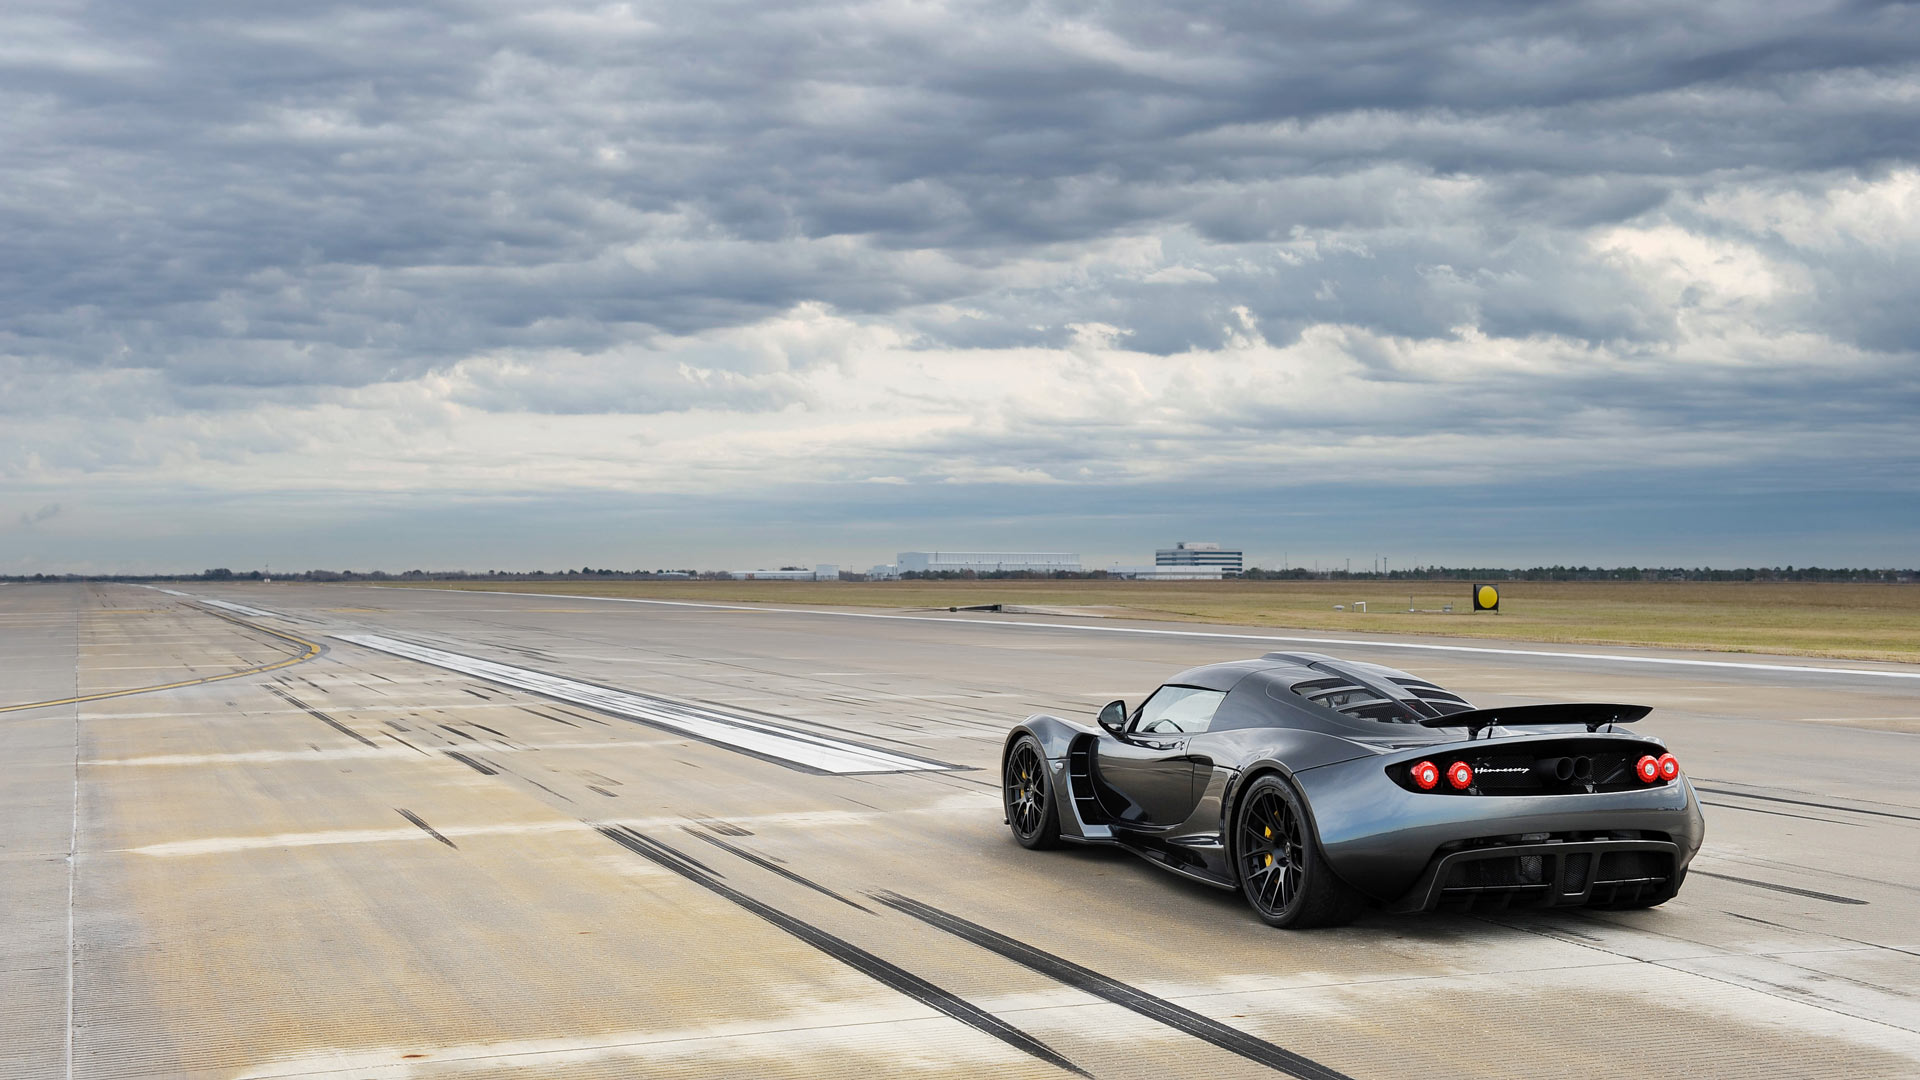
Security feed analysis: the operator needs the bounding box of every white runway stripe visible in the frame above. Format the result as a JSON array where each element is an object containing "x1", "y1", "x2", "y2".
[
  {"x1": 131, "y1": 585, "x2": 283, "y2": 620},
  {"x1": 194, "y1": 597, "x2": 286, "y2": 620},
  {"x1": 335, "y1": 633, "x2": 956, "y2": 775}
]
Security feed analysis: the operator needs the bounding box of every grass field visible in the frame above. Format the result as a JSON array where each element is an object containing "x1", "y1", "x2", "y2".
[{"x1": 383, "y1": 579, "x2": 1920, "y2": 663}]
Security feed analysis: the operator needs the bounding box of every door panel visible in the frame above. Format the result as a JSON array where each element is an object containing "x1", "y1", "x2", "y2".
[
  {"x1": 1092, "y1": 684, "x2": 1228, "y2": 827},
  {"x1": 1093, "y1": 735, "x2": 1200, "y2": 826}
]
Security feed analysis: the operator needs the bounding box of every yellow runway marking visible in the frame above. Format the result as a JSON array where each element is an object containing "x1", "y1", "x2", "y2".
[{"x1": 0, "y1": 609, "x2": 323, "y2": 714}]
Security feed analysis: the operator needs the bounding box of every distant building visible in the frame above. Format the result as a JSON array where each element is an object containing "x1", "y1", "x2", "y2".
[
  {"x1": 897, "y1": 551, "x2": 1082, "y2": 576},
  {"x1": 1107, "y1": 565, "x2": 1227, "y2": 581},
  {"x1": 868, "y1": 564, "x2": 900, "y2": 581},
  {"x1": 1155, "y1": 541, "x2": 1242, "y2": 575},
  {"x1": 727, "y1": 564, "x2": 839, "y2": 581}
]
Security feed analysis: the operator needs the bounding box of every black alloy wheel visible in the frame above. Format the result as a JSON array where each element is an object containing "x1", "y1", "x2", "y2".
[
  {"x1": 1234, "y1": 774, "x2": 1361, "y2": 928},
  {"x1": 1004, "y1": 735, "x2": 1061, "y2": 849}
]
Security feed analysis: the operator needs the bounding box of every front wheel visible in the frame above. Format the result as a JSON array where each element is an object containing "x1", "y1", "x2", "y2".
[
  {"x1": 1234, "y1": 774, "x2": 1362, "y2": 928},
  {"x1": 1003, "y1": 735, "x2": 1061, "y2": 849}
]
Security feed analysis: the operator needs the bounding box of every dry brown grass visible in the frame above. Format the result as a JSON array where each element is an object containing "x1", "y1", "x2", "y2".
[{"x1": 386, "y1": 578, "x2": 1920, "y2": 663}]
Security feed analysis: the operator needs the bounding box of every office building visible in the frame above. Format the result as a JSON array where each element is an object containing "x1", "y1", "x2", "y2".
[{"x1": 1154, "y1": 541, "x2": 1242, "y2": 574}]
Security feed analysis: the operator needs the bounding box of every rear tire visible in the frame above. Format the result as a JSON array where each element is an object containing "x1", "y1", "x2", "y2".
[
  {"x1": 1004, "y1": 735, "x2": 1062, "y2": 849},
  {"x1": 1234, "y1": 774, "x2": 1362, "y2": 928}
]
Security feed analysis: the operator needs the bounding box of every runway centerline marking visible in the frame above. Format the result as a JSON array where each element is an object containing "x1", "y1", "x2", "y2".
[
  {"x1": 363, "y1": 587, "x2": 1920, "y2": 682},
  {"x1": 335, "y1": 633, "x2": 959, "y2": 775}
]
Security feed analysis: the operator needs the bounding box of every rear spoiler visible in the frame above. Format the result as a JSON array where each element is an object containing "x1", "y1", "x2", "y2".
[{"x1": 1418, "y1": 703, "x2": 1651, "y2": 739}]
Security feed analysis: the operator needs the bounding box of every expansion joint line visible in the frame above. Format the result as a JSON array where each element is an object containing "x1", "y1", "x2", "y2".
[{"x1": 66, "y1": 585, "x2": 81, "y2": 1080}]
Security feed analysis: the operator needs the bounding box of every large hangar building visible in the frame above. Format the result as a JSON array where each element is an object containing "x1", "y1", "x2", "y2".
[
  {"x1": 895, "y1": 551, "x2": 1083, "y2": 576},
  {"x1": 1106, "y1": 564, "x2": 1227, "y2": 580},
  {"x1": 725, "y1": 564, "x2": 840, "y2": 581}
]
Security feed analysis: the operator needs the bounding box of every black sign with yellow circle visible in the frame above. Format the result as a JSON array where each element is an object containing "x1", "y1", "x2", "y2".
[{"x1": 1472, "y1": 584, "x2": 1500, "y2": 612}]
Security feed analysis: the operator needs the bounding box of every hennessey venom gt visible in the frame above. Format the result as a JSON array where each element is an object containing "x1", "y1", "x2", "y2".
[{"x1": 1002, "y1": 652, "x2": 1705, "y2": 927}]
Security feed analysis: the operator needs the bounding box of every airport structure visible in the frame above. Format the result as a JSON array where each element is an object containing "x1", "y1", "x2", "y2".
[
  {"x1": 893, "y1": 551, "x2": 1083, "y2": 576},
  {"x1": 1155, "y1": 541, "x2": 1243, "y2": 575},
  {"x1": 1106, "y1": 564, "x2": 1228, "y2": 581},
  {"x1": 726, "y1": 564, "x2": 839, "y2": 581}
]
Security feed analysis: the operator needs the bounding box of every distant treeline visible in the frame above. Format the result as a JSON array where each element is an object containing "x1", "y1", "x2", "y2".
[
  {"x1": 0, "y1": 567, "x2": 699, "y2": 583},
  {"x1": 4, "y1": 565, "x2": 1915, "y2": 584},
  {"x1": 1237, "y1": 565, "x2": 1918, "y2": 583},
  {"x1": 901, "y1": 566, "x2": 1918, "y2": 583}
]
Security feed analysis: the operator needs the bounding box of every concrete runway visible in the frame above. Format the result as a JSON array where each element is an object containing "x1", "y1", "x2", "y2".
[{"x1": 4, "y1": 582, "x2": 1917, "y2": 1080}]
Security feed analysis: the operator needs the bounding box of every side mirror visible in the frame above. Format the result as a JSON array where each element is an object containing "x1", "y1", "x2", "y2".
[{"x1": 1097, "y1": 700, "x2": 1128, "y2": 734}]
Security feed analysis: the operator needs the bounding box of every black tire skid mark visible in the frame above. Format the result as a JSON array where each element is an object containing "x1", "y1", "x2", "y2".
[
  {"x1": 594, "y1": 827, "x2": 1087, "y2": 1078},
  {"x1": 1692, "y1": 785, "x2": 1920, "y2": 824},
  {"x1": 1691, "y1": 871, "x2": 1867, "y2": 905},
  {"x1": 266, "y1": 685, "x2": 377, "y2": 748},
  {"x1": 1700, "y1": 800, "x2": 1864, "y2": 826},
  {"x1": 395, "y1": 808, "x2": 457, "y2": 848},
  {"x1": 443, "y1": 750, "x2": 498, "y2": 776},
  {"x1": 389, "y1": 733, "x2": 429, "y2": 755},
  {"x1": 521, "y1": 707, "x2": 581, "y2": 728},
  {"x1": 872, "y1": 891, "x2": 1356, "y2": 1080},
  {"x1": 681, "y1": 828, "x2": 872, "y2": 913}
]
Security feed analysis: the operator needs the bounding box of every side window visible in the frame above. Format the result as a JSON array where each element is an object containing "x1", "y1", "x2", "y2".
[{"x1": 1131, "y1": 686, "x2": 1227, "y2": 734}]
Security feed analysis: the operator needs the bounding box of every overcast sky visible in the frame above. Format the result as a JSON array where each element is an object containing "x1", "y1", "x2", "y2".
[{"x1": 3, "y1": 1, "x2": 1917, "y2": 574}]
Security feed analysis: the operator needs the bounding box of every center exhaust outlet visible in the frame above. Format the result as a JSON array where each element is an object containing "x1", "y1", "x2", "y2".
[
  {"x1": 1530, "y1": 755, "x2": 1595, "y2": 785},
  {"x1": 1534, "y1": 756, "x2": 1576, "y2": 782}
]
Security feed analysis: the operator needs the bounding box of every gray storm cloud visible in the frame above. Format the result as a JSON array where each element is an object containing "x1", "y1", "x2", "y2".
[{"x1": 0, "y1": 0, "x2": 1915, "y2": 569}]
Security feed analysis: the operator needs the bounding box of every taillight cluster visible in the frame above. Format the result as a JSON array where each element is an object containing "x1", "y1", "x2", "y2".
[
  {"x1": 1637, "y1": 753, "x2": 1680, "y2": 783},
  {"x1": 1409, "y1": 751, "x2": 1680, "y2": 792},
  {"x1": 1410, "y1": 759, "x2": 1474, "y2": 791}
]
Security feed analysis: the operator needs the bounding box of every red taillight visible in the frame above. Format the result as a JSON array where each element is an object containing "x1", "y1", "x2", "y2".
[
  {"x1": 1411, "y1": 761, "x2": 1439, "y2": 790},
  {"x1": 1658, "y1": 753, "x2": 1680, "y2": 781},
  {"x1": 1447, "y1": 761, "x2": 1473, "y2": 790},
  {"x1": 1636, "y1": 755, "x2": 1661, "y2": 783}
]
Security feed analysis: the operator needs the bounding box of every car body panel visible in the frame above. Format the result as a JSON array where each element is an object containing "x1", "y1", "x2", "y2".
[{"x1": 1294, "y1": 746, "x2": 1704, "y2": 901}]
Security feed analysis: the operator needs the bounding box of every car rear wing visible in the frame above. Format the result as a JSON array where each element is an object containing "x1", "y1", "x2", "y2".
[{"x1": 1418, "y1": 703, "x2": 1652, "y2": 739}]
